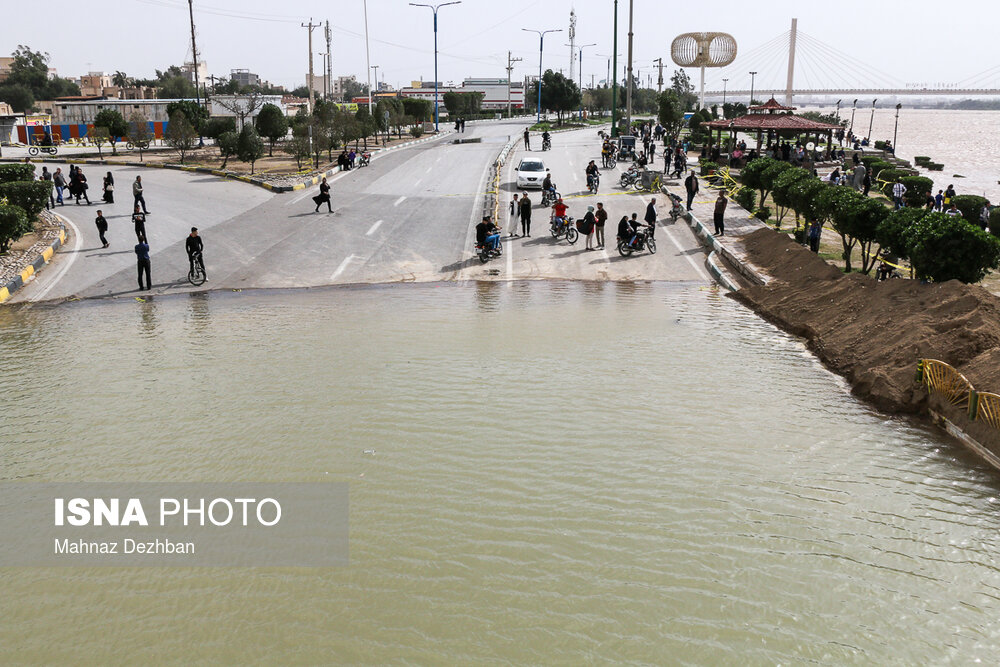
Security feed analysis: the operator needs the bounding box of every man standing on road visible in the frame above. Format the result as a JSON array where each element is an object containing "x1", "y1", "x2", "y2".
[
  {"x1": 519, "y1": 192, "x2": 532, "y2": 237},
  {"x1": 133, "y1": 175, "x2": 149, "y2": 214},
  {"x1": 132, "y1": 204, "x2": 147, "y2": 241},
  {"x1": 135, "y1": 234, "x2": 151, "y2": 291},
  {"x1": 594, "y1": 202, "x2": 607, "y2": 249},
  {"x1": 186, "y1": 227, "x2": 206, "y2": 280},
  {"x1": 644, "y1": 198, "x2": 657, "y2": 229},
  {"x1": 95, "y1": 210, "x2": 109, "y2": 248},
  {"x1": 523, "y1": 128, "x2": 530, "y2": 150},
  {"x1": 684, "y1": 172, "x2": 699, "y2": 211},
  {"x1": 713, "y1": 191, "x2": 728, "y2": 236},
  {"x1": 41, "y1": 166, "x2": 54, "y2": 209},
  {"x1": 53, "y1": 168, "x2": 65, "y2": 206},
  {"x1": 891, "y1": 180, "x2": 907, "y2": 210},
  {"x1": 509, "y1": 194, "x2": 521, "y2": 237}
]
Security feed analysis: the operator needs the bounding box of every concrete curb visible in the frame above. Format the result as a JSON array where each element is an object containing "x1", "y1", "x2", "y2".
[
  {"x1": 1, "y1": 129, "x2": 457, "y2": 195},
  {"x1": 705, "y1": 251, "x2": 740, "y2": 291},
  {"x1": 0, "y1": 220, "x2": 67, "y2": 304}
]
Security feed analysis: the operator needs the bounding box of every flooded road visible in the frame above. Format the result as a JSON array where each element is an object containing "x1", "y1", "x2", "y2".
[{"x1": 2, "y1": 281, "x2": 999, "y2": 663}]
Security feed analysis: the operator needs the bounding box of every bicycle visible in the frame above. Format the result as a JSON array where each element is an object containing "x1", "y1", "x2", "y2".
[{"x1": 188, "y1": 251, "x2": 206, "y2": 286}]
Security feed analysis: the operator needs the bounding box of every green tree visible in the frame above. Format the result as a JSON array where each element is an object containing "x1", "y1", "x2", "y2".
[
  {"x1": 670, "y1": 69, "x2": 697, "y2": 110},
  {"x1": 823, "y1": 186, "x2": 888, "y2": 273},
  {"x1": 157, "y1": 71, "x2": 196, "y2": 99},
  {"x1": 112, "y1": 71, "x2": 130, "y2": 87},
  {"x1": 905, "y1": 213, "x2": 1000, "y2": 283},
  {"x1": 128, "y1": 112, "x2": 152, "y2": 161},
  {"x1": 442, "y1": 91, "x2": 484, "y2": 117},
  {"x1": 656, "y1": 90, "x2": 685, "y2": 140},
  {"x1": 786, "y1": 177, "x2": 826, "y2": 229},
  {"x1": 529, "y1": 69, "x2": 582, "y2": 125},
  {"x1": 217, "y1": 130, "x2": 238, "y2": 169},
  {"x1": 255, "y1": 103, "x2": 288, "y2": 156},
  {"x1": 93, "y1": 108, "x2": 128, "y2": 155},
  {"x1": 165, "y1": 100, "x2": 209, "y2": 133},
  {"x1": 877, "y1": 207, "x2": 927, "y2": 261},
  {"x1": 89, "y1": 126, "x2": 110, "y2": 158},
  {"x1": 165, "y1": 110, "x2": 197, "y2": 163},
  {"x1": 236, "y1": 125, "x2": 265, "y2": 174},
  {"x1": 283, "y1": 134, "x2": 312, "y2": 170},
  {"x1": 952, "y1": 194, "x2": 989, "y2": 222},
  {"x1": 340, "y1": 78, "x2": 369, "y2": 103},
  {"x1": 0, "y1": 204, "x2": 31, "y2": 254},
  {"x1": 0, "y1": 84, "x2": 34, "y2": 113},
  {"x1": 202, "y1": 117, "x2": 236, "y2": 139},
  {"x1": 3, "y1": 45, "x2": 80, "y2": 101},
  {"x1": 401, "y1": 97, "x2": 432, "y2": 122},
  {"x1": 770, "y1": 166, "x2": 812, "y2": 225}
]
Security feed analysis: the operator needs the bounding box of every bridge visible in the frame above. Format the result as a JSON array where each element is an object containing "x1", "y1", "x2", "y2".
[{"x1": 695, "y1": 20, "x2": 1000, "y2": 104}]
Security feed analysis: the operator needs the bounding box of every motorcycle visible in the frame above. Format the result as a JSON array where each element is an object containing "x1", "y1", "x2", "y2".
[
  {"x1": 358, "y1": 151, "x2": 371, "y2": 167},
  {"x1": 550, "y1": 216, "x2": 579, "y2": 244},
  {"x1": 587, "y1": 172, "x2": 600, "y2": 194},
  {"x1": 667, "y1": 192, "x2": 685, "y2": 221},
  {"x1": 28, "y1": 144, "x2": 58, "y2": 157},
  {"x1": 541, "y1": 185, "x2": 561, "y2": 207},
  {"x1": 476, "y1": 235, "x2": 503, "y2": 263},
  {"x1": 619, "y1": 166, "x2": 642, "y2": 189},
  {"x1": 542, "y1": 136, "x2": 552, "y2": 151},
  {"x1": 617, "y1": 224, "x2": 656, "y2": 256}
]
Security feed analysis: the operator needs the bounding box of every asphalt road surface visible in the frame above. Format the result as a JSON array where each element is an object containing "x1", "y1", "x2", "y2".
[{"x1": 12, "y1": 119, "x2": 710, "y2": 304}]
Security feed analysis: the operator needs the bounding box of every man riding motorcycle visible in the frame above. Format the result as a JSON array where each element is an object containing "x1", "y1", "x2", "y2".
[
  {"x1": 551, "y1": 197, "x2": 570, "y2": 232},
  {"x1": 585, "y1": 161, "x2": 600, "y2": 192},
  {"x1": 476, "y1": 215, "x2": 500, "y2": 252},
  {"x1": 541, "y1": 131, "x2": 551, "y2": 150}
]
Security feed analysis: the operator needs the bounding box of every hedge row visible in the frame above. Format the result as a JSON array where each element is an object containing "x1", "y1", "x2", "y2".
[{"x1": 0, "y1": 164, "x2": 36, "y2": 184}]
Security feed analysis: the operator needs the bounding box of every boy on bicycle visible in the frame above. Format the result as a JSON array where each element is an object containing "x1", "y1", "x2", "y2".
[{"x1": 186, "y1": 227, "x2": 206, "y2": 280}]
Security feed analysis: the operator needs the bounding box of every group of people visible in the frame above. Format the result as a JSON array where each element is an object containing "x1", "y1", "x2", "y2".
[
  {"x1": 453, "y1": 118, "x2": 468, "y2": 132},
  {"x1": 336, "y1": 149, "x2": 359, "y2": 171}
]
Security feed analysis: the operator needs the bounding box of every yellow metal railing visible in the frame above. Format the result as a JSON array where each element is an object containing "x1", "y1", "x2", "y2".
[
  {"x1": 974, "y1": 392, "x2": 1000, "y2": 429},
  {"x1": 918, "y1": 359, "x2": 1000, "y2": 431}
]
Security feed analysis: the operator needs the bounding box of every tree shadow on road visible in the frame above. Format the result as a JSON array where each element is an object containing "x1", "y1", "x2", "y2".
[
  {"x1": 440, "y1": 257, "x2": 485, "y2": 272},
  {"x1": 84, "y1": 249, "x2": 134, "y2": 258}
]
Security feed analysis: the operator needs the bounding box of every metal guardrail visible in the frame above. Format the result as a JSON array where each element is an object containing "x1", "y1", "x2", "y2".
[
  {"x1": 918, "y1": 359, "x2": 1000, "y2": 429},
  {"x1": 484, "y1": 136, "x2": 517, "y2": 224}
]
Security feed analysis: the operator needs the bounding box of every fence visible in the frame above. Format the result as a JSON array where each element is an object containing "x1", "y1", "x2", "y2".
[
  {"x1": 918, "y1": 358, "x2": 1000, "y2": 429},
  {"x1": 484, "y1": 136, "x2": 516, "y2": 224}
]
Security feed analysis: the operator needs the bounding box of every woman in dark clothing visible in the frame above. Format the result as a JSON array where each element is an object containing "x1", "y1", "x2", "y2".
[
  {"x1": 103, "y1": 171, "x2": 115, "y2": 203},
  {"x1": 313, "y1": 177, "x2": 332, "y2": 213}
]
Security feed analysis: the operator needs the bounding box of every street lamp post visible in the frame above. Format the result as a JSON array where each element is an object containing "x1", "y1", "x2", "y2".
[
  {"x1": 611, "y1": 0, "x2": 619, "y2": 137},
  {"x1": 577, "y1": 42, "x2": 596, "y2": 120},
  {"x1": 867, "y1": 98, "x2": 877, "y2": 142},
  {"x1": 722, "y1": 78, "x2": 728, "y2": 106},
  {"x1": 371, "y1": 65, "x2": 380, "y2": 95},
  {"x1": 749, "y1": 71, "x2": 757, "y2": 107},
  {"x1": 892, "y1": 103, "x2": 901, "y2": 155},
  {"x1": 523, "y1": 27, "x2": 563, "y2": 124},
  {"x1": 849, "y1": 98, "x2": 858, "y2": 136},
  {"x1": 410, "y1": 1, "x2": 462, "y2": 132}
]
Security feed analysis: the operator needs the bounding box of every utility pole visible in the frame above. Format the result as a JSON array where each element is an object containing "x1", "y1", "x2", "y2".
[
  {"x1": 506, "y1": 51, "x2": 523, "y2": 118},
  {"x1": 611, "y1": 0, "x2": 619, "y2": 137},
  {"x1": 302, "y1": 18, "x2": 318, "y2": 114},
  {"x1": 625, "y1": 0, "x2": 634, "y2": 129},
  {"x1": 325, "y1": 21, "x2": 332, "y2": 101},
  {"x1": 363, "y1": 0, "x2": 373, "y2": 113},
  {"x1": 654, "y1": 57, "x2": 664, "y2": 94},
  {"x1": 568, "y1": 9, "x2": 576, "y2": 83},
  {"x1": 722, "y1": 78, "x2": 728, "y2": 105},
  {"x1": 187, "y1": 0, "x2": 201, "y2": 105},
  {"x1": 523, "y1": 27, "x2": 562, "y2": 123},
  {"x1": 371, "y1": 65, "x2": 380, "y2": 95}
]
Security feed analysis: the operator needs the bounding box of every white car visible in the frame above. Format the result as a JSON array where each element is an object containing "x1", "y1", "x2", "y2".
[{"x1": 515, "y1": 158, "x2": 547, "y2": 189}]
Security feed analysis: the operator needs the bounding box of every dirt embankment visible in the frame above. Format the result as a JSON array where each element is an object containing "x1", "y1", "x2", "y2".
[{"x1": 731, "y1": 229, "x2": 1000, "y2": 439}]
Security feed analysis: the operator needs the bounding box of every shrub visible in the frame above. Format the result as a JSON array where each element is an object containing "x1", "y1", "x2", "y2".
[
  {"x1": 754, "y1": 207, "x2": 771, "y2": 223},
  {"x1": 0, "y1": 181, "x2": 52, "y2": 220},
  {"x1": 990, "y1": 208, "x2": 1000, "y2": 236},
  {"x1": 770, "y1": 166, "x2": 812, "y2": 224},
  {"x1": 410, "y1": 125, "x2": 424, "y2": 138},
  {"x1": 824, "y1": 188, "x2": 888, "y2": 273},
  {"x1": 926, "y1": 162, "x2": 944, "y2": 171},
  {"x1": 0, "y1": 163, "x2": 35, "y2": 183},
  {"x1": 217, "y1": 130, "x2": 238, "y2": 169},
  {"x1": 914, "y1": 156, "x2": 931, "y2": 166},
  {"x1": 900, "y1": 175, "x2": 934, "y2": 207},
  {"x1": 905, "y1": 213, "x2": 1000, "y2": 283},
  {"x1": 952, "y1": 194, "x2": 988, "y2": 222},
  {"x1": 203, "y1": 117, "x2": 236, "y2": 139},
  {"x1": 236, "y1": 125, "x2": 265, "y2": 174},
  {"x1": 878, "y1": 207, "x2": 928, "y2": 259},
  {"x1": 699, "y1": 161, "x2": 719, "y2": 176},
  {"x1": 734, "y1": 186, "x2": 756, "y2": 212},
  {"x1": 0, "y1": 203, "x2": 31, "y2": 253},
  {"x1": 874, "y1": 140, "x2": 888, "y2": 150}
]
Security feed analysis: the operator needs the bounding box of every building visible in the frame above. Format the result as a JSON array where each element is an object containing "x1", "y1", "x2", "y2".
[
  {"x1": 182, "y1": 61, "x2": 209, "y2": 85},
  {"x1": 398, "y1": 86, "x2": 459, "y2": 110},
  {"x1": 52, "y1": 98, "x2": 183, "y2": 124},
  {"x1": 461, "y1": 78, "x2": 524, "y2": 110},
  {"x1": 231, "y1": 69, "x2": 260, "y2": 88},
  {"x1": 80, "y1": 72, "x2": 113, "y2": 97},
  {"x1": 332, "y1": 75, "x2": 357, "y2": 97},
  {"x1": 209, "y1": 95, "x2": 285, "y2": 125},
  {"x1": 306, "y1": 73, "x2": 329, "y2": 97},
  {"x1": 0, "y1": 57, "x2": 14, "y2": 83}
]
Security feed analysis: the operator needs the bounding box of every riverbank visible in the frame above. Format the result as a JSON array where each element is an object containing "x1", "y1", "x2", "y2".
[{"x1": 730, "y1": 227, "x2": 1000, "y2": 449}]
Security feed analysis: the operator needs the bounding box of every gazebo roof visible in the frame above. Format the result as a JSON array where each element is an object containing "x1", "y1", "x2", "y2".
[
  {"x1": 749, "y1": 97, "x2": 796, "y2": 112},
  {"x1": 703, "y1": 111, "x2": 840, "y2": 133}
]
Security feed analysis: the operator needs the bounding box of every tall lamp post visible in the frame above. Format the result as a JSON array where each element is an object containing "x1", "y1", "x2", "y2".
[
  {"x1": 892, "y1": 103, "x2": 901, "y2": 155},
  {"x1": 610, "y1": 0, "x2": 619, "y2": 136},
  {"x1": 849, "y1": 98, "x2": 858, "y2": 135},
  {"x1": 722, "y1": 78, "x2": 728, "y2": 106},
  {"x1": 576, "y1": 42, "x2": 596, "y2": 120},
  {"x1": 371, "y1": 65, "x2": 380, "y2": 95},
  {"x1": 523, "y1": 27, "x2": 562, "y2": 124},
  {"x1": 749, "y1": 71, "x2": 757, "y2": 106},
  {"x1": 410, "y1": 1, "x2": 462, "y2": 132},
  {"x1": 867, "y1": 98, "x2": 877, "y2": 142}
]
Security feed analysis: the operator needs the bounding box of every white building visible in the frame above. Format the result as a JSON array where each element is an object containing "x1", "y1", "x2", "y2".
[{"x1": 461, "y1": 78, "x2": 524, "y2": 110}]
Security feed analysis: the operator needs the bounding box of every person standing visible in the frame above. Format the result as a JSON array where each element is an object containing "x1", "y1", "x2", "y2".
[
  {"x1": 945, "y1": 202, "x2": 963, "y2": 217},
  {"x1": 135, "y1": 234, "x2": 151, "y2": 291},
  {"x1": 103, "y1": 171, "x2": 115, "y2": 204},
  {"x1": 186, "y1": 227, "x2": 206, "y2": 280},
  {"x1": 519, "y1": 192, "x2": 532, "y2": 237},
  {"x1": 133, "y1": 175, "x2": 149, "y2": 214},
  {"x1": 523, "y1": 128, "x2": 530, "y2": 150},
  {"x1": 684, "y1": 171, "x2": 699, "y2": 211},
  {"x1": 53, "y1": 168, "x2": 65, "y2": 206},
  {"x1": 934, "y1": 190, "x2": 944, "y2": 212},
  {"x1": 594, "y1": 202, "x2": 607, "y2": 249},
  {"x1": 509, "y1": 194, "x2": 521, "y2": 237},
  {"x1": 95, "y1": 210, "x2": 109, "y2": 248},
  {"x1": 852, "y1": 163, "x2": 866, "y2": 191},
  {"x1": 583, "y1": 206, "x2": 597, "y2": 250},
  {"x1": 891, "y1": 180, "x2": 907, "y2": 210},
  {"x1": 713, "y1": 191, "x2": 728, "y2": 236},
  {"x1": 808, "y1": 219, "x2": 822, "y2": 252},
  {"x1": 132, "y1": 204, "x2": 147, "y2": 241},
  {"x1": 74, "y1": 168, "x2": 91, "y2": 205},
  {"x1": 945, "y1": 184, "x2": 956, "y2": 209},
  {"x1": 313, "y1": 177, "x2": 332, "y2": 213},
  {"x1": 41, "y1": 166, "x2": 54, "y2": 209},
  {"x1": 644, "y1": 198, "x2": 657, "y2": 229},
  {"x1": 862, "y1": 171, "x2": 871, "y2": 197}
]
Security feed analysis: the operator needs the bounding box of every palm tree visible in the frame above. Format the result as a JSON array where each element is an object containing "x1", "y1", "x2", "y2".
[{"x1": 112, "y1": 71, "x2": 130, "y2": 88}]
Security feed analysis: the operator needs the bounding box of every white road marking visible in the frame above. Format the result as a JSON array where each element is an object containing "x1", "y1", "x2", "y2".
[
  {"x1": 505, "y1": 233, "x2": 513, "y2": 277},
  {"x1": 330, "y1": 254, "x2": 356, "y2": 281},
  {"x1": 28, "y1": 213, "x2": 81, "y2": 302},
  {"x1": 393, "y1": 196, "x2": 406, "y2": 207},
  {"x1": 413, "y1": 178, "x2": 422, "y2": 187},
  {"x1": 663, "y1": 225, "x2": 711, "y2": 281},
  {"x1": 425, "y1": 166, "x2": 433, "y2": 174},
  {"x1": 366, "y1": 219, "x2": 383, "y2": 236}
]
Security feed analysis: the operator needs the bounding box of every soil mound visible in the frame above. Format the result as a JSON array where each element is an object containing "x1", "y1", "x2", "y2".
[{"x1": 732, "y1": 228, "x2": 1000, "y2": 430}]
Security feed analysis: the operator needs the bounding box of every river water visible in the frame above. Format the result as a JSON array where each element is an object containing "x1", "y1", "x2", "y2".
[
  {"x1": 3, "y1": 281, "x2": 1000, "y2": 663},
  {"x1": 805, "y1": 107, "x2": 1000, "y2": 202}
]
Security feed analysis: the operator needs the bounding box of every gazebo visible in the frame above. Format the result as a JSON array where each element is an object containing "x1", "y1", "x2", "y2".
[{"x1": 702, "y1": 97, "x2": 841, "y2": 154}]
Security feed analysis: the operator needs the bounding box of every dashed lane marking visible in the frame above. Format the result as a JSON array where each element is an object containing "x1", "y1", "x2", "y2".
[
  {"x1": 393, "y1": 196, "x2": 406, "y2": 207},
  {"x1": 366, "y1": 219, "x2": 383, "y2": 236},
  {"x1": 330, "y1": 254, "x2": 356, "y2": 280}
]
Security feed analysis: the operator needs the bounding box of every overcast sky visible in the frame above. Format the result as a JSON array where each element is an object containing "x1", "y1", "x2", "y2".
[{"x1": 9, "y1": 0, "x2": 999, "y2": 93}]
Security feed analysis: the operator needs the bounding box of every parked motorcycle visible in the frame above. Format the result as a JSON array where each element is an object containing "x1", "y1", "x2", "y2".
[
  {"x1": 358, "y1": 151, "x2": 371, "y2": 167},
  {"x1": 619, "y1": 166, "x2": 641, "y2": 189}
]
